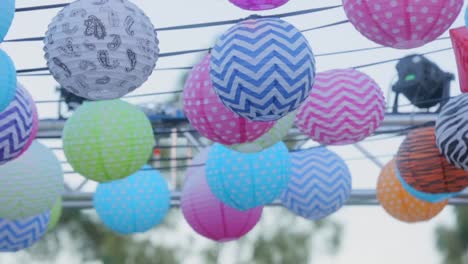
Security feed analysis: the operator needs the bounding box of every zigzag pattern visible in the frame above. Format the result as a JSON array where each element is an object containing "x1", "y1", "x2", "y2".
[
  {"x1": 280, "y1": 147, "x2": 352, "y2": 220},
  {"x1": 296, "y1": 69, "x2": 385, "y2": 145},
  {"x1": 0, "y1": 212, "x2": 49, "y2": 252},
  {"x1": 210, "y1": 18, "x2": 315, "y2": 121},
  {"x1": 0, "y1": 85, "x2": 34, "y2": 165}
]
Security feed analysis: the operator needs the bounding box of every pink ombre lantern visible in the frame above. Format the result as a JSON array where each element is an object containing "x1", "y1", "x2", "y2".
[
  {"x1": 296, "y1": 69, "x2": 385, "y2": 145},
  {"x1": 228, "y1": 0, "x2": 289, "y2": 11},
  {"x1": 18, "y1": 83, "x2": 38, "y2": 156},
  {"x1": 183, "y1": 54, "x2": 274, "y2": 145},
  {"x1": 181, "y1": 149, "x2": 262, "y2": 242},
  {"x1": 343, "y1": 0, "x2": 463, "y2": 49}
]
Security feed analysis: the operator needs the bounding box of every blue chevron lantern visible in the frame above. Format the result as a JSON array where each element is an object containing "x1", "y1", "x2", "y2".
[
  {"x1": 0, "y1": 212, "x2": 50, "y2": 252},
  {"x1": 210, "y1": 18, "x2": 316, "y2": 122},
  {"x1": 280, "y1": 147, "x2": 352, "y2": 220}
]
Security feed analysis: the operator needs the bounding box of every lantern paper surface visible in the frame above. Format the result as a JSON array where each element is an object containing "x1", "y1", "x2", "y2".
[
  {"x1": 436, "y1": 94, "x2": 468, "y2": 171},
  {"x1": 181, "y1": 149, "x2": 262, "y2": 242},
  {"x1": 0, "y1": 212, "x2": 50, "y2": 252},
  {"x1": 0, "y1": 141, "x2": 63, "y2": 220},
  {"x1": 280, "y1": 147, "x2": 352, "y2": 220},
  {"x1": 0, "y1": 0, "x2": 15, "y2": 42},
  {"x1": 0, "y1": 84, "x2": 35, "y2": 165},
  {"x1": 210, "y1": 18, "x2": 316, "y2": 121},
  {"x1": 228, "y1": 111, "x2": 296, "y2": 153},
  {"x1": 47, "y1": 198, "x2": 62, "y2": 231},
  {"x1": 378, "y1": 159, "x2": 447, "y2": 223},
  {"x1": 44, "y1": 0, "x2": 159, "y2": 100},
  {"x1": 228, "y1": 0, "x2": 289, "y2": 11},
  {"x1": 296, "y1": 69, "x2": 385, "y2": 145},
  {"x1": 94, "y1": 166, "x2": 170, "y2": 235},
  {"x1": 0, "y1": 49, "x2": 17, "y2": 112},
  {"x1": 343, "y1": 0, "x2": 463, "y2": 49},
  {"x1": 184, "y1": 55, "x2": 274, "y2": 145},
  {"x1": 206, "y1": 142, "x2": 291, "y2": 211},
  {"x1": 63, "y1": 100, "x2": 155, "y2": 182},
  {"x1": 450, "y1": 27, "x2": 468, "y2": 93},
  {"x1": 17, "y1": 83, "x2": 38, "y2": 157},
  {"x1": 397, "y1": 127, "x2": 468, "y2": 200}
]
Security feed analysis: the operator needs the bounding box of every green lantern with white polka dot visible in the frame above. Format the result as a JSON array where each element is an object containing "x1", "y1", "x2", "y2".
[{"x1": 63, "y1": 100, "x2": 155, "y2": 182}]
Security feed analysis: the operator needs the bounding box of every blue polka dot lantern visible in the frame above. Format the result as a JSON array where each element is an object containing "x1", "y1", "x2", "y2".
[
  {"x1": 0, "y1": 49, "x2": 17, "y2": 112},
  {"x1": 280, "y1": 147, "x2": 352, "y2": 220},
  {"x1": 0, "y1": 212, "x2": 50, "y2": 252},
  {"x1": 94, "y1": 166, "x2": 170, "y2": 235},
  {"x1": 0, "y1": 0, "x2": 15, "y2": 42},
  {"x1": 210, "y1": 18, "x2": 316, "y2": 122},
  {"x1": 206, "y1": 142, "x2": 291, "y2": 211}
]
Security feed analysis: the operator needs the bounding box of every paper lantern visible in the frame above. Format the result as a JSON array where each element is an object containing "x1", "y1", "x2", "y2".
[
  {"x1": 183, "y1": 54, "x2": 274, "y2": 145},
  {"x1": 228, "y1": 111, "x2": 296, "y2": 153},
  {"x1": 43, "y1": 0, "x2": 159, "y2": 100},
  {"x1": 0, "y1": 84, "x2": 35, "y2": 165},
  {"x1": 397, "y1": 127, "x2": 468, "y2": 203},
  {"x1": 206, "y1": 142, "x2": 291, "y2": 211},
  {"x1": 280, "y1": 147, "x2": 352, "y2": 220},
  {"x1": 0, "y1": 0, "x2": 15, "y2": 42},
  {"x1": 94, "y1": 166, "x2": 170, "y2": 235},
  {"x1": 436, "y1": 94, "x2": 468, "y2": 171},
  {"x1": 0, "y1": 49, "x2": 16, "y2": 112},
  {"x1": 450, "y1": 27, "x2": 468, "y2": 93},
  {"x1": 210, "y1": 18, "x2": 316, "y2": 121},
  {"x1": 181, "y1": 149, "x2": 262, "y2": 242},
  {"x1": 47, "y1": 198, "x2": 62, "y2": 231},
  {"x1": 0, "y1": 141, "x2": 63, "y2": 220},
  {"x1": 63, "y1": 100, "x2": 155, "y2": 182},
  {"x1": 343, "y1": 0, "x2": 463, "y2": 49},
  {"x1": 228, "y1": 0, "x2": 289, "y2": 10},
  {"x1": 0, "y1": 212, "x2": 50, "y2": 252},
  {"x1": 17, "y1": 83, "x2": 39, "y2": 157},
  {"x1": 296, "y1": 69, "x2": 385, "y2": 145},
  {"x1": 378, "y1": 159, "x2": 447, "y2": 223}
]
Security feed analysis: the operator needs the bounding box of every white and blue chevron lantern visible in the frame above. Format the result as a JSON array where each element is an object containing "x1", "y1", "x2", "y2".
[
  {"x1": 280, "y1": 147, "x2": 352, "y2": 220},
  {"x1": 0, "y1": 212, "x2": 50, "y2": 252},
  {"x1": 210, "y1": 18, "x2": 316, "y2": 122}
]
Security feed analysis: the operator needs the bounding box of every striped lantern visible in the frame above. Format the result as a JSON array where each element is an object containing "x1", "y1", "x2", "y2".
[
  {"x1": 181, "y1": 149, "x2": 262, "y2": 242},
  {"x1": 280, "y1": 147, "x2": 352, "y2": 220},
  {"x1": 206, "y1": 142, "x2": 291, "y2": 211},
  {"x1": 0, "y1": 49, "x2": 17, "y2": 112},
  {"x1": 296, "y1": 69, "x2": 385, "y2": 145},
  {"x1": 228, "y1": 0, "x2": 289, "y2": 10},
  {"x1": 343, "y1": 0, "x2": 463, "y2": 49},
  {"x1": 397, "y1": 127, "x2": 468, "y2": 203},
  {"x1": 17, "y1": 83, "x2": 39, "y2": 157},
  {"x1": 0, "y1": 84, "x2": 35, "y2": 165},
  {"x1": 450, "y1": 27, "x2": 468, "y2": 93},
  {"x1": 210, "y1": 18, "x2": 316, "y2": 122},
  {"x1": 227, "y1": 111, "x2": 296, "y2": 153},
  {"x1": 0, "y1": 212, "x2": 50, "y2": 252},
  {"x1": 436, "y1": 94, "x2": 468, "y2": 171},
  {"x1": 377, "y1": 159, "x2": 447, "y2": 223},
  {"x1": 183, "y1": 54, "x2": 274, "y2": 145}
]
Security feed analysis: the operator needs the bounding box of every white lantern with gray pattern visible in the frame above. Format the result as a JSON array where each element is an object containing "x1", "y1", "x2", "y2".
[{"x1": 44, "y1": 0, "x2": 159, "y2": 100}]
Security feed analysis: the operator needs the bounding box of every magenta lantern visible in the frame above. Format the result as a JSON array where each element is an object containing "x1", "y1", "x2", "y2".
[
  {"x1": 228, "y1": 0, "x2": 289, "y2": 11},
  {"x1": 183, "y1": 54, "x2": 274, "y2": 145},
  {"x1": 181, "y1": 149, "x2": 262, "y2": 242}
]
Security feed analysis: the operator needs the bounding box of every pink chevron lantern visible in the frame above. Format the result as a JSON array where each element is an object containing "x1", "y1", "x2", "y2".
[
  {"x1": 183, "y1": 54, "x2": 274, "y2": 145},
  {"x1": 181, "y1": 149, "x2": 262, "y2": 242},
  {"x1": 228, "y1": 0, "x2": 289, "y2": 11},
  {"x1": 343, "y1": 0, "x2": 463, "y2": 49},
  {"x1": 296, "y1": 69, "x2": 385, "y2": 145}
]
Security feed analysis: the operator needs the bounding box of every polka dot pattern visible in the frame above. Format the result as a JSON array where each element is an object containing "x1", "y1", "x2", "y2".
[
  {"x1": 63, "y1": 100, "x2": 155, "y2": 182},
  {"x1": 94, "y1": 166, "x2": 170, "y2": 235},
  {"x1": 206, "y1": 142, "x2": 291, "y2": 211},
  {"x1": 183, "y1": 55, "x2": 274, "y2": 145},
  {"x1": 377, "y1": 159, "x2": 447, "y2": 223},
  {"x1": 228, "y1": 0, "x2": 289, "y2": 11},
  {"x1": 343, "y1": 0, "x2": 463, "y2": 49}
]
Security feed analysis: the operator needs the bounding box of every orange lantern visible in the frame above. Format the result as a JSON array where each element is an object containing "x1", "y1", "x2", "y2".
[{"x1": 377, "y1": 159, "x2": 447, "y2": 223}]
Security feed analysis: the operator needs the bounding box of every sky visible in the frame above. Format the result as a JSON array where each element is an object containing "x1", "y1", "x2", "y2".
[{"x1": 1, "y1": 0, "x2": 467, "y2": 263}]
